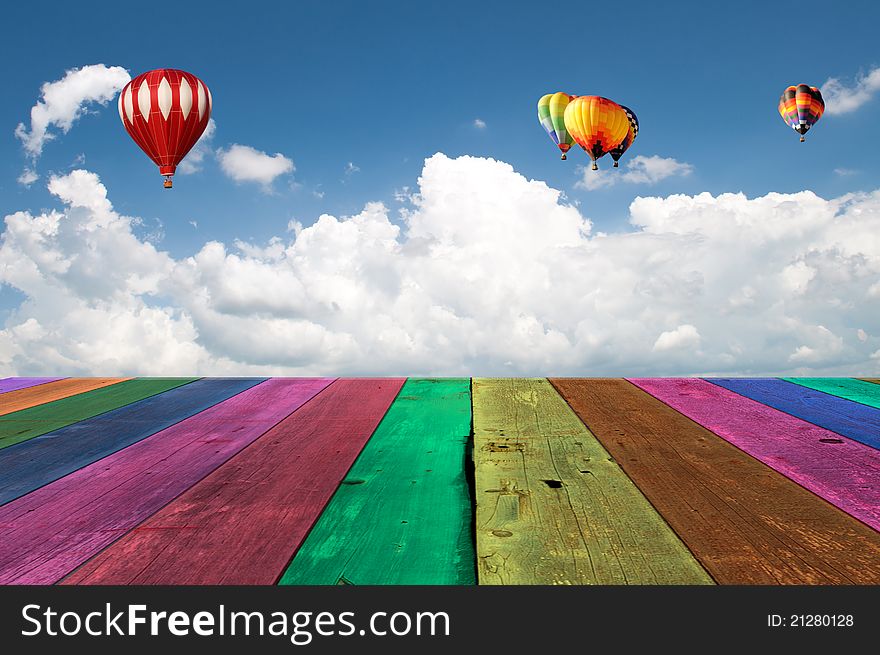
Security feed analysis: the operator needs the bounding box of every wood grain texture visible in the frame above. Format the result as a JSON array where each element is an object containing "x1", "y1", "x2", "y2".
[
  {"x1": 0, "y1": 378, "x2": 127, "y2": 416},
  {"x1": 708, "y1": 378, "x2": 880, "y2": 450},
  {"x1": 0, "y1": 378, "x2": 266, "y2": 506},
  {"x1": 555, "y1": 378, "x2": 880, "y2": 584},
  {"x1": 64, "y1": 378, "x2": 405, "y2": 585},
  {"x1": 472, "y1": 378, "x2": 711, "y2": 585},
  {"x1": 0, "y1": 378, "x2": 198, "y2": 450},
  {"x1": 279, "y1": 378, "x2": 475, "y2": 586},
  {"x1": 783, "y1": 378, "x2": 880, "y2": 410},
  {"x1": 632, "y1": 378, "x2": 880, "y2": 531},
  {"x1": 0, "y1": 378, "x2": 333, "y2": 584},
  {"x1": 0, "y1": 378, "x2": 64, "y2": 394}
]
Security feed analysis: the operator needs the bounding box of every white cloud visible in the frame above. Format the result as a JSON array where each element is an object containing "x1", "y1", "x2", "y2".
[
  {"x1": 344, "y1": 162, "x2": 360, "y2": 176},
  {"x1": 577, "y1": 155, "x2": 693, "y2": 191},
  {"x1": 217, "y1": 144, "x2": 294, "y2": 190},
  {"x1": 473, "y1": 118, "x2": 487, "y2": 129},
  {"x1": 15, "y1": 64, "x2": 130, "y2": 158},
  {"x1": 17, "y1": 169, "x2": 39, "y2": 187},
  {"x1": 177, "y1": 118, "x2": 216, "y2": 175},
  {"x1": 834, "y1": 167, "x2": 858, "y2": 177},
  {"x1": 821, "y1": 67, "x2": 880, "y2": 115},
  {"x1": 2, "y1": 154, "x2": 880, "y2": 377},
  {"x1": 653, "y1": 324, "x2": 700, "y2": 352}
]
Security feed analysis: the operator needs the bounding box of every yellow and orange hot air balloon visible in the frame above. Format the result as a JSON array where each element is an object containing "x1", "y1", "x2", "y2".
[
  {"x1": 563, "y1": 96, "x2": 630, "y2": 170},
  {"x1": 778, "y1": 84, "x2": 824, "y2": 142}
]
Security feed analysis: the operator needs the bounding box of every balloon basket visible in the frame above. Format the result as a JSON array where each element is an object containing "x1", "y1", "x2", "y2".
[
  {"x1": 613, "y1": 161, "x2": 619, "y2": 168},
  {"x1": 163, "y1": 178, "x2": 173, "y2": 189},
  {"x1": 561, "y1": 154, "x2": 567, "y2": 160},
  {"x1": 800, "y1": 136, "x2": 805, "y2": 142},
  {"x1": 591, "y1": 162, "x2": 598, "y2": 171}
]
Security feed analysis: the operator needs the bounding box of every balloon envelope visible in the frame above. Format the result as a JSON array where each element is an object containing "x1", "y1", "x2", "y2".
[
  {"x1": 563, "y1": 96, "x2": 629, "y2": 169},
  {"x1": 778, "y1": 84, "x2": 824, "y2": 141},
  {"x1": 118, "y1": 69, "x2": 212, "y2": 186},
  {"x1": 538, "y1": 92, "x2": 576, "y2": 159},
  {"x1": 609, "y1": 104, "x2": 639, "y2": 166}
]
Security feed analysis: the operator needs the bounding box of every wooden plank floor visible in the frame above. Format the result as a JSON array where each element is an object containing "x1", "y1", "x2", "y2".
[
  {"x1": 558, "y1": 379, "x2": 880, "y2": 584},
  {"x1": 280, "y1": 378, "x2": 475, "y2": 585},
  {"x1": 0, "y1": 377, "x2": 198, "y2": 450},
  {"x1": 709, "y1": 378, "x2": 880, "y2": 449},
  {"x1": 472, "y1": 378, "x2": 711, "y2": 585},
  {"x1": 0, "y1": 376, "x2": 875, "y2": 586}
]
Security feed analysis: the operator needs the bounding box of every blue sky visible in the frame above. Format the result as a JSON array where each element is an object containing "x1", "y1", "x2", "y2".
[
  {"x1": 2, "y1": 1, "x2": 880, "y2": 376},
  {"x1": 3, "y1": 0, "x2": 878, "y2": 245}
]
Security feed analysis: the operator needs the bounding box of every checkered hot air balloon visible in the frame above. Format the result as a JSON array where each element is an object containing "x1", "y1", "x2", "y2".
[
  {"x1": 118, "y1": 69, "x2": 212, "y2": 188},
  {"x1": 609, "y1": 105, "x2": 639, "y2": 168},
  {"x1": 778, "y1": 84, "x2": 824, "y2": 142},
  {"x1": 538, "y1": 92, "x2": 576, "y2": 160},
  {"x1": 563, "y1": 96, "x2": 629, "y2": 170}
]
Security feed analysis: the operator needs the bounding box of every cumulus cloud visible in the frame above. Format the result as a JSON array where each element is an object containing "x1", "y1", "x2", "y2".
[
  {"x1": 217, "y1": 144, "x2": 294, "y2": 190},
  {"x1": 2, "y1": 154, "x2": 880, "y2": 377},
  {"x1": 177, "y1": 118, "x2": 216, "y2": 175},
  {"x1": 15, "y1": 64, "x2": 130, "y2": 158},
  {"x1": 473, "y1": 118, "x2": 487, "y2": 129},
  {"x1": 577, "y1": 155, "x2": 693, "y2": 191},
  {"x1": 821, "y1": 66, "x2": 880, "y2": 115}
]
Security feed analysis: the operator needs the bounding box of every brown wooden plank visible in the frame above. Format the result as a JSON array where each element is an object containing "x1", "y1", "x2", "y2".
[{"x1": 550, "y1": 378, "x2": 880, "y2": 584}]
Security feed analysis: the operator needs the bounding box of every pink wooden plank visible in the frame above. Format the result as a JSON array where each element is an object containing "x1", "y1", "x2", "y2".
[
  {"x1": 630, "y1": 378, "x2": 880, "y2": 532},
  {"x1": 0, "y1": 378, "x2": 333, "y2": 584},
  {"x1": 63, "y1": 378, "x2": 405, "y2": 585}
]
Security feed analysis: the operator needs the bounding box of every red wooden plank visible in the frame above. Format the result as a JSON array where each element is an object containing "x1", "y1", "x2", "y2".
[
  {"x1": 0, "y1": 378, "x2": 333, "y2": 584},
  {"x1": 630, "y1": 378, "x2": 880, "y2": 531},
  {"x1": 63, "y1": 378, "x2": 404, "y2": 585}
]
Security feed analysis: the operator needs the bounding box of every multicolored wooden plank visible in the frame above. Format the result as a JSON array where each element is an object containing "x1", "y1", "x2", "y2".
[
  {"x1": 0, "y1": 377, "x2": 198, "y2": 450},
  {"x1": 472, "y1": 378, "x2": 711, "y2": 585},
  {"x1": 0, "y1": 378, "x2": 333, "y2": 584},
  {"x1": 631, "y1": 378, "x2": 880, "y2": 531},
  {"x1": 64, "y1": 378, "x2": 405, "y2": 585},
  {"x1": 708, "y1": 378, "x2": 880, "y2": 450},
  {"x1": 783, "y1": 377, "x2": 880, "y2": 409},
  {"x1": 555, "y1": 378, "x2": 880, "y2": 584},
  {"x1": 0, "y1": 378, "x2": 127, "y2": 416},
  {"x1": 0, "y1": 378, "x2": 64, "y2": 394},
  {"x1": 0, "y1": 377, "x2": 266, "y2": 506},
  {"x1": 280, "y1": 378, "x2": 475, "y2": 586}
]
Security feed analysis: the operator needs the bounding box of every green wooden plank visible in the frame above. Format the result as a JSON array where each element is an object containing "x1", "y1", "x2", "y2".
[
  {"x1": 0, "y1": 378, "x2": 199, "y2": 449},
  {"x1": 472, "y1": 378, "x2": 712, "y2": 585},
  {"x1": 279, "y1": 378, "x2": 474, "y2": 585},
  {"x1": 782, "y1": 377, "x2": 880, "y2": 410}
]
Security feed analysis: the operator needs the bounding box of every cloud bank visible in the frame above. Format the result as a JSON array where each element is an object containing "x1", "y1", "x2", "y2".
[{"x1": 1, "y1": 153, "x2": 879, "y2": 376}]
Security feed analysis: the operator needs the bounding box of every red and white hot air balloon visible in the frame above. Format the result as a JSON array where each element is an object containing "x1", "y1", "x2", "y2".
[{"x1": 118, "y1": 69, "x2": 212, "y2": 188}]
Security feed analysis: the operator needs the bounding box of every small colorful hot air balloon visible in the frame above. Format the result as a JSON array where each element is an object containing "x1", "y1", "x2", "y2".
[
  {"x1": 609, "y1": 105, "x2": 639, "y2": 168},
  {"x1": 778, "y1": 84, "x2": 824, "y2": 142},
  {"x1": 563, "y1": 96, "x2": 629, "y2": 170},
  {"x1": 118, "y1": 69, "x2": 212, "y2": 188},
  {"x1": 537, "y1": 92, "x2": 576, "y2": 160}
]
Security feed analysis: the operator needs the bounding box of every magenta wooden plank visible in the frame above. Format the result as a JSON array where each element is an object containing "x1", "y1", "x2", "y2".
[
  {"x1": 64, "y1": 378, "x2": 405, "y2": 585},
  {"x1": 0, "y1": 378, "x2": 64, "y2": 394},
  {"x1": 630, "y1": 378, "x2": 880, "y2": 531},
  {"x1": 0, "y1": 378, "x2": 333, "y2": 584}
]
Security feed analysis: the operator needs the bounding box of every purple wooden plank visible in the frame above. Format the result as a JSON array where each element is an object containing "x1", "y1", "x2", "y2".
[
  {"x1": 630, "y1": 378, "x2": 880, "y2": 532},
  {"x1": 0, "y1": 378, "x2": 64, "y2": 394},
  {"x1": 0, "y1": 377, "x2": 333, "y2": 584}
]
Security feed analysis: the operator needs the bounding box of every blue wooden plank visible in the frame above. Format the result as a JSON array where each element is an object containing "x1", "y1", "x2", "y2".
[
  {"x1": 0, "y1": 378, "x2": 266, "y2": 506},
  {"x1": 706, "y1": 378, "x2": 880, "y2": 450}
]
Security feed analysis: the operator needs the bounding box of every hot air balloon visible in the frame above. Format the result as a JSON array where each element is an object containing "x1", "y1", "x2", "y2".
[
  {"x1": 538, "y1": 92, "x2": 576, "y2": 159},
  {"x1": 118, "y1": 69, "x2": 212, "y2": 188},
  {"x1": 778, "y1": 84, "x2": 824, "y2": 142},
  {"x1": 563, "y1": 96, "x2": 629, "y2": 170},
  {"x1": 609, "y1": 105, "x2": 639, "y2": 168}
]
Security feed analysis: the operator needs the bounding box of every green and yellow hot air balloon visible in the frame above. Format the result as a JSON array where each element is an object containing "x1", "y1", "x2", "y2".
[{"x1": 538, "y1": 92, "x2": 576, "y2": 160}]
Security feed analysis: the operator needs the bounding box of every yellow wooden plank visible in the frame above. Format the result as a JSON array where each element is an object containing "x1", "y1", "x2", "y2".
[{"x1": 472, "y1": 377, "x2": 712, "y2": 585}]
